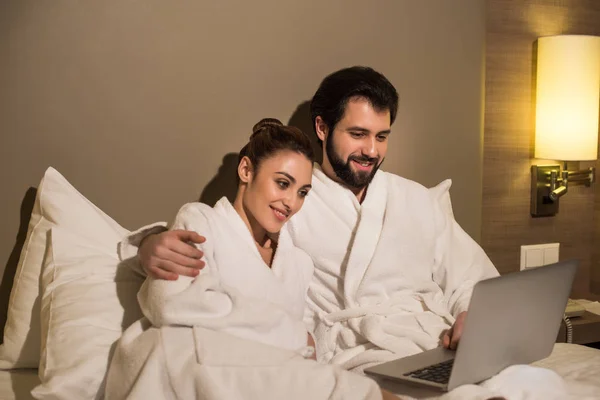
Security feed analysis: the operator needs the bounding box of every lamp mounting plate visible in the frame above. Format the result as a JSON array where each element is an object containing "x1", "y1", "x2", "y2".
[{"x1": 531, "y1": 165, "x2": 560, "y2": 217}]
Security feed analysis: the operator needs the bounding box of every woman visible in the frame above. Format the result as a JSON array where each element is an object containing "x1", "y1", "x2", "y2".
[
  {"x1": 105, "y1": 119, "x2": 394, "y2": 400},
  {"x1": 138, "y1": 118, "x2": 317, "y2": 355}
]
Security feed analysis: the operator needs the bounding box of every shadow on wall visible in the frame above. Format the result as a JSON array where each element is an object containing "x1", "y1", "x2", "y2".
[
  {"x1": 288, "y1": 100, "x2": 323, "y2": 165},
  {"x1": 199, "y1": 100, "x2": 321, "y2": 204},
  {"x1": 0, "y1": 187, "x2": 37, "y2": 343},
  {"x1": 0, "y1": 101, "x2": 323, "y2": 341},
  {"x1": 199, "y1": 153, "x2": 240, "y2": 206}
]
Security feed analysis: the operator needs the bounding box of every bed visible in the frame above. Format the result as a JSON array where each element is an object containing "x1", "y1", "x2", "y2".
[
  {"x1": 378, "y1": 343, "x2": 600, "y2": 399},
  {"x1": 0, "y1": 344, "x2": 599, "y2": 399},
  {"x1": 0, "y1": 369, "x2": 39, "y2": 400},
  {"x1": 0, "y1": 167, "x2": 599, "y2": 400}
]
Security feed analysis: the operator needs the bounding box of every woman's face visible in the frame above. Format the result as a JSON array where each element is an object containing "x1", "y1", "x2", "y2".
[{"x1": 241, "y1": 150, "x2": 313, "y2": 234}]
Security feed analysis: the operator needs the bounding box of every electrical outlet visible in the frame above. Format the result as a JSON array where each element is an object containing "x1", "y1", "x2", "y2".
[{"x1": 520, "y1": 243, "x2": 560, "y2": 270}]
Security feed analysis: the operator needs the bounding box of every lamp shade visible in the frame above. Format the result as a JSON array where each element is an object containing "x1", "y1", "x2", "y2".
[{"x1": 534, "y1": 35, "x2": 600, "y2": 161}]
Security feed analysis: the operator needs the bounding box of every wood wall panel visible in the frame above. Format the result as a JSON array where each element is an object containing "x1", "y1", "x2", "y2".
[
  {"x1": 593, "y1": 165, "x2": 600, "y2": 293},
  {"x1": 483, "y1": 0, "x2": 600, "y2": 298}
]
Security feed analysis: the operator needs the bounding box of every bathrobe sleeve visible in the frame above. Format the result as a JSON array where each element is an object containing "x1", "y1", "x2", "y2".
[
  {"x1": 117, "y1": 222, "x2": 168, "y2": 276},
  {"x1": 137, "y1": 203, "x2": 234, "y2": 327},
  {"x1": 429, "y1": 180, "x2": 499, "y2": 317}
]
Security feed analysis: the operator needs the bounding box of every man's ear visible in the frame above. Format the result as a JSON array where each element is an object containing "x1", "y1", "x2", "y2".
[
  {"x1": 238, "y1": 156, "x2": 254, "y2": 183},
  {"x1": 315, "y1": 116, "x2": 329, "y2": 143}
]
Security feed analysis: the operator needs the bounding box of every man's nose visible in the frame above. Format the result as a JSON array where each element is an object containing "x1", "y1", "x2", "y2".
[{"x1": 362, "y1": 136, "x2": 378, "y2": 158}]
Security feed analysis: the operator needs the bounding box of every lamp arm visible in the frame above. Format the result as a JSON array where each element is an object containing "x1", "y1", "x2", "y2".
[
  {"x1": 565, "y1": 167, "x2": 596, "y2": 185},
  {"x1": 549, "y1": 169, "x2": 568, "y2": 201},
  {"x1": 548, "y1": 166, "x2": 595, "y2": 201}
]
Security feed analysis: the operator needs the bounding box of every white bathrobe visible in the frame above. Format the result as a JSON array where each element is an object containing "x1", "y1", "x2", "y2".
[
  {"x1": 114, "y1": 167, "x2": 499, "y2": 391},
  {"x1": 286, "y1": 165, "x2": 499, "y2": 372},
  {"x1": 105, "y1": 198, "x2": 382, "y2": 399},
  {"x1": 138, "y1": 198, "x2": 314, "y2": 352}
]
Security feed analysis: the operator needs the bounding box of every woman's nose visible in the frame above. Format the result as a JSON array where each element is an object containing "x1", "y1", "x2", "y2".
[{"x1": 281, "y1": 194, "x2": 295, "y2": 212}]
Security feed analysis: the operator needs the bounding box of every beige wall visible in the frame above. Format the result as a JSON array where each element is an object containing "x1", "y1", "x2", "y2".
[
  {"x1": 0, "y1": 1, "x2": 486, "y2": 284},
  {"x1": 482, "y1": 0, "x2": 600, "y2": 298}
]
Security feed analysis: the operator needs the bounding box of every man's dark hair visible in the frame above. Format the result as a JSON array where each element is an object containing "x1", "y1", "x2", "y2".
[{"x1": 310, "y1": 66, "x2": 399, "y2": 143}]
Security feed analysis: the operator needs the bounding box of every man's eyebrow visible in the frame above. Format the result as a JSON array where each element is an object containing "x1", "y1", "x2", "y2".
[
  {"x1": 346, "y1": 126, "x2": 391, "y2": 135},
  {"x1": 346, "y1": 127, "x2": 370, "y2": 133},
  {"x1": 275, "y1": 171, "x2": 296, "y2": 183}
]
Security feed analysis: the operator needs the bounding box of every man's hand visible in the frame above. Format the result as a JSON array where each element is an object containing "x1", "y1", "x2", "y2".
[
  {"x1": 307, "y1": 332, "x2": 317, "y2": 361},
  {"x1": 442, "y1": 311, "x2": 467, "y2": 350},
  {"x1": 380, "y1": 389, "x2": 401, "y2": 400},
  {"x1": 139, "y1": 230, "x2": 206, "y2": 280}
]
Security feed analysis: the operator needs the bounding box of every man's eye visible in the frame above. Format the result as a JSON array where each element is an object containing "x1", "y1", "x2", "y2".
[
  {"x1": 277, "y1": 180, "x2": 290, "y2": 189},
  {"x1": 377, "y1": 135, "x2": 388, "y2": 142},
  {"x1": 350, "y1": 132, "x2": 364, "y2": 138}
]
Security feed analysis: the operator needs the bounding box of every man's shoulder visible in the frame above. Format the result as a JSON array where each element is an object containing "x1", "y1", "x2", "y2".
[
  {"x1": 379, "y1": 170, "x2": 452, "y2": 194},
  {"x1": 378, "y1": 170, "x2": 429, "y2": 193},
  {"x1": 378, "y1": 171, "x2": 454, "y2": 213}
]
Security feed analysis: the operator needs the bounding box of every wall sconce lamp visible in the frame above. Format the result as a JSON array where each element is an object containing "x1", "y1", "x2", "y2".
[{"x1": 531, "y1": 35, "x2": 600, "y2": 217}]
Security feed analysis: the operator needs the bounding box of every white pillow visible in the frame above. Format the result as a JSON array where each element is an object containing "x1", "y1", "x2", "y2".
[
  {"x1": 32, "y1": 226, "x2": 143, "y2": 399},
  {"x1": 0, "y1": 167, "x2": 132, "y2": 368}
]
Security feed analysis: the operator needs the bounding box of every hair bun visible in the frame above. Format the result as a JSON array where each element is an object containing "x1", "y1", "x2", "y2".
[{"x1": 251, "y1": 118, "x2": 283, "y2": 139}]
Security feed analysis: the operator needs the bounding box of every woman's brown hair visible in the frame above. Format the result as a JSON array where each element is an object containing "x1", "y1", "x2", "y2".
[{"x1": 238, "y1": 118, "x2": 314, "y2": 173}]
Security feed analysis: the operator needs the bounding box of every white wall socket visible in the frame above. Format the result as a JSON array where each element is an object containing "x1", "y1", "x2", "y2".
[{"x1": 520, "y1": 243, "x2": 559, "y2": 270}]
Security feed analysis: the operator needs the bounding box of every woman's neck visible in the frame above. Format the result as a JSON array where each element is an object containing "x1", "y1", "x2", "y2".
[{"x1": 232, "y1": 190, "x2": 271, "y2": 248}]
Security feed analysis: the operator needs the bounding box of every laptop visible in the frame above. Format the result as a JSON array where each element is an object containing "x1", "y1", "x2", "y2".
[{"x1": 364, "y1": 260, "x2": 577, "y2": 392}]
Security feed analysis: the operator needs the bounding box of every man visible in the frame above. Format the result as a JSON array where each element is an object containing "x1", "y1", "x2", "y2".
[{"x1": 128, "y1": 66, "x2": 498, "y2": 372}]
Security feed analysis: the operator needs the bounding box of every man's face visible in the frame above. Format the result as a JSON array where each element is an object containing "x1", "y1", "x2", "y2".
[{"x1": 318, "y1": 98, "x2": 391, "y2": 191}]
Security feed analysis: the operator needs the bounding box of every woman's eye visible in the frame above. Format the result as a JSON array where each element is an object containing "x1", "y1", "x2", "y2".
[
  {"x1": 299, "y1": 190, "x2": 308, "y2": 198},
  {"x1": 277, "y1": 180, "x2": 289, "y2": 189}
]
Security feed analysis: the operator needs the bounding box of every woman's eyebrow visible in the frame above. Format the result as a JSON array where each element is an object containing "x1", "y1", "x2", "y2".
[{"x1": 275, "y1": 171, "x2": 296, "y2": 183}]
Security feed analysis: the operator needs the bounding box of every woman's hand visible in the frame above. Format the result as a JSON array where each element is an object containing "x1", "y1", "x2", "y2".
[{"x1": 139, "y1": 230, "x2": 206, "y2": 280}]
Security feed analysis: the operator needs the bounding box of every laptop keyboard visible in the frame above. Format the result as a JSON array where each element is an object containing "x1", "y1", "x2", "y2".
[{"x1": 403, "y1": 359, "x2": 454, "y2": 384}]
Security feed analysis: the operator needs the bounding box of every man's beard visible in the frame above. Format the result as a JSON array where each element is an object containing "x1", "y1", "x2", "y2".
[{"x1": 325, "y1": 134, "x2": 381, "y2": 189}]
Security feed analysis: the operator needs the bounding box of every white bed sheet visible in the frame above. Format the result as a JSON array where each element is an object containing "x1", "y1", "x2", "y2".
[
  {"x1": 0, "y1": 369, "x2": 39, "y2": 400},
  {"x1": 0, "y1": 344, "x2": 598, "y2": 399},
  {"x1": 380, "y1": 343, "x2": 600, "y2": 399},
  {"x1": 533, "y1": 343, "x2": 600, "y2": 399}
]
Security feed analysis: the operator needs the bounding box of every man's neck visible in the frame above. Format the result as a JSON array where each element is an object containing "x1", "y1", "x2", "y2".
[{"x1": 317, "y1": 162, "x2": 368, "y2": 204}]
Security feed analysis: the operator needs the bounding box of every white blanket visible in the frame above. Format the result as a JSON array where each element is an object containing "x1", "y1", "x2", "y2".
[
  {"x1": 287, "y1": 166, "x2": 499, "y2": 372},
  {"x1": 105, "y1": 198, "x2": 382, "y2": 399},
  {"x1": 105, "y1": 321, "x2": 383, "y2": 400},
  {"x1": 379, "y1": 364, "x2": 573, "y2": 400}
]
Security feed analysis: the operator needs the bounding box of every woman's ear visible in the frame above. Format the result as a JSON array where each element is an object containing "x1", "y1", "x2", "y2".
[
  {"x1": 238, "y1": 156, "x2": 254, "y2": 183},
  {"x1": 315, "y1": 116, "x2": 329, "y2": 143}
]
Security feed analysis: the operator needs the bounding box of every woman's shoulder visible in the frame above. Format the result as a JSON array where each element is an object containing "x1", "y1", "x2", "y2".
[
  {"x1": 175, "y1": 202, "x2": 215, "y2": 217},
  {"x1": 172, "y1": 202, "x2": 219, "y2": 233}
]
